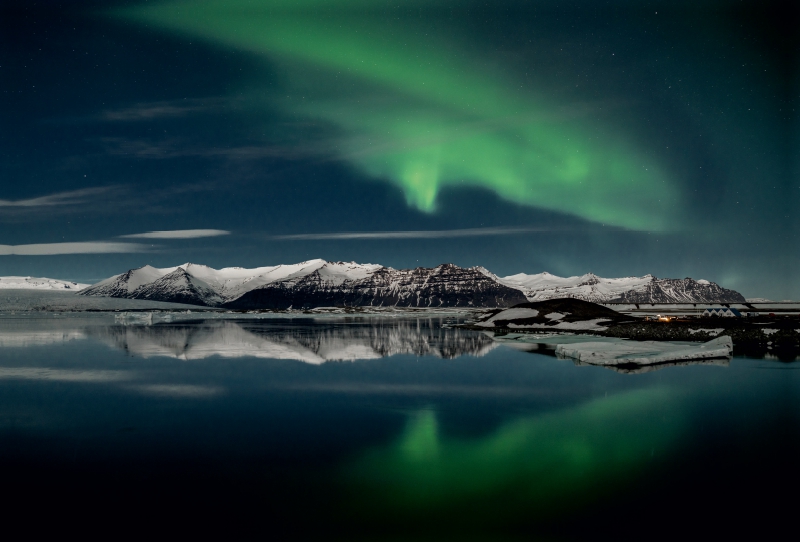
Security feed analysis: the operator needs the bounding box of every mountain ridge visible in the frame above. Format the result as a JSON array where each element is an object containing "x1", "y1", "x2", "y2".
[{"x1": 76, "y1": 260, "x2": 746, "y2": 308}]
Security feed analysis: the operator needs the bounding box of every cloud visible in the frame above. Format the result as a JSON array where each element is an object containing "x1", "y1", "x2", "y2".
[
  {"x1": 0, "y1": 187, "x2": 114, "y2": 208},
  {"x1": 99, "y1": 98, "x2": 225, "y2": 121},
  {"x1": 269, "y1": 226, "x2": 565, "y2": 241},
  {"x1": 99, "y1": 136, "x2": 325, "y2": 161},
  {"x1": 0, "y1": 242, "x2": 149, "y2": 255},
  {"x1": 120, "y1": 229, "x2": 230, "y2": 239}
]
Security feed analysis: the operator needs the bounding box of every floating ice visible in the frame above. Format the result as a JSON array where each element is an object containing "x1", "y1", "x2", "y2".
[{"x1": 555, "y1": 336, "x2": 733, "y2": 366}]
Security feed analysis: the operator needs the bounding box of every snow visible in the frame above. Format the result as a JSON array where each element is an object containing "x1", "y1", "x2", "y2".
[
  {"x1": 688, "y1": 328, "x2": 724, "y2": 336},
  {"x1": 555, "y1": 336, "x2": 733, "y2": 366},
  {"x1": 696, "y1": 279, "x2": 710, "y2": 285},
  {"x1": 83, "y1": 259, "x2": 390, "y2": 304},
  {"x1": 0, "y1": 276, "x2": 89, "y2": 291},
  {"x1": 762, "y1": 328, "x2": 779, "y2": 336},
  {"x1": 88, "y1": 265, "x2": 174, "y2": 293},
  {"x1": 475, "y1": 308, "x2": 539, "y2": 326},
  {"x1": 315, "y1": 261, "x2": 385, "y2": 286},
  {"x1": 499, "y1": 272, "x2": 654, "y2": 302},
  {"x1": 181, "y1": 260, "x2": 324, "y2": 299},
  {"x1": 476, "y1": 307, "x2": 609, "y2": 331},
  {"x1": 83, "y1": 260, "x2": 317, "y2": 301}
]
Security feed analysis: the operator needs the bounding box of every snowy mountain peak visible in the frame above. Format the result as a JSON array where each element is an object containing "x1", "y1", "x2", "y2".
[
  {"x1": 80, "y1": 260, "x2": 746, "y2": 308},
  {"x1": 473, "y1": 266, "x2": 499, "y2": 280}
]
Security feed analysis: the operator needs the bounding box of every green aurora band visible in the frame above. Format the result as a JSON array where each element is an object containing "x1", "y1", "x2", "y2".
[
  {"x1": 338, "y1": 388, "x2": 686, "y2": 527},
  {"x1": 119, "y1": 0, "x2": 679, "y2": 230}
]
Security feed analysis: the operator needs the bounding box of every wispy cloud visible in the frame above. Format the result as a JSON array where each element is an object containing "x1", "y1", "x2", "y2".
[
  {"x1": 99, "y1": 137, "x2": 325, "y2": 161},
  {"x1": 269, "y1": 226, "x2": 564, "y2": 241},
  {"x1": 0, "y1": 242, "x2": 149, "y2": 255},
  {"x1": 99, "y1": 98, "x2": 226, "y2": 121},
  {"x1": 0, "y1": 187, "x2": 114, "y2": 208},
  {"x1": 120, "y1": 229, "x2": 230, "y2": 239}
]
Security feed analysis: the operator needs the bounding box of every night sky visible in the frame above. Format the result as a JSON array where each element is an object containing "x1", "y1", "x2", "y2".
[{"x1": 1, "y1": 0, "x2": 797, "y2": 299}]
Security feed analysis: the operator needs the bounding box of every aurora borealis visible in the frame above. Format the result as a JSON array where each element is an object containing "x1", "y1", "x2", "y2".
[
  {"x1": 0, "y1": 0, "x2": 797, "y2": 298},
  {"x1": 120, "y1": 0, "x2": 678, "y2": 230}
]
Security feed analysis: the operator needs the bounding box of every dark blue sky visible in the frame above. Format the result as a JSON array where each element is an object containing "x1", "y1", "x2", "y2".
[{"x1": 1, "y1": 0, "x2": 797, "y2": 299}]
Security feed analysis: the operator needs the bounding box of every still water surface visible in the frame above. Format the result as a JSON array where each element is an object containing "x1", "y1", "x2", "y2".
[{"x1": 1, "y1": 315, "x2": 796, "y2": 539}]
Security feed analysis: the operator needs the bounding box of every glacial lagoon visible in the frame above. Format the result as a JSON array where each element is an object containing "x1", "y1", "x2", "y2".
[{"x1": 0, "y1": 313, "x2": 796, "y2": 539}]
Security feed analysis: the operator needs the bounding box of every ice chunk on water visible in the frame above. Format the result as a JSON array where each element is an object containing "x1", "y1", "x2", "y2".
[{"x1": 555, "y1": 336, "x2": 732, "y2": 366}]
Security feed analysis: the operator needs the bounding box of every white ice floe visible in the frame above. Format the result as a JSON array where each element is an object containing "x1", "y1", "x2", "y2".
[
  {"x1": 688, "y1": 328, "x2": 724, "y2": 336},
  {"x1": 555, "y1": 336, "x2": 733, "y2": 366},
  {"x1": 762, "y1": 328, "x2": 779, "y2": 336}
]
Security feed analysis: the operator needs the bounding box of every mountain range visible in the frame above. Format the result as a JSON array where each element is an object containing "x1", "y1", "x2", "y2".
[{"x1": 76, "y1": 259, "x2": 746, "y2": 308}]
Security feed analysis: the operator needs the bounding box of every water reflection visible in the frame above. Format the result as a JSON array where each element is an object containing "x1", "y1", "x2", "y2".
[
  {"x1": 582, "y1": 357, "x2": 731, "y2": 374},
  {"x1": 0, "y1": 329, "x2": 86, "y2": 348},
  {"x1": 342, "y1": 388, "x2": 685, "y2": 525},
  {"x1": 0, "y1": 316, "x2": 795, "y2": 538},
  {"x1": 89, "y1": 319, "x2": 497, "y2": 363}
]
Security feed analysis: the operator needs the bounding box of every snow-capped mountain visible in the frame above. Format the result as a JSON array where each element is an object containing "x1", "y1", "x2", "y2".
[
  {"x1": 80, "y1": 259, "x2": 392, "y2": 307},
  {"x1": 225, "y1": 262, "x2": 528, "y2": 309},
  {"x1": 80, "y1": 260, "x2": 746, "y2": 308},
  {"x1": 498, "y1": 272, "x2": 745, "y2": 303},
  {"x1": 0, "y1": 276, "x2": 89, "y2": 290},
  {"x1": 127, "y1": 268, "x2": 224, "y2": 306}
]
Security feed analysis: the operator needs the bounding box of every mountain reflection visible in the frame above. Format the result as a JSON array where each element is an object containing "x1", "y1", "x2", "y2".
[{"x1": 89, "y1": 319, "x2": 497, "y2": 363}]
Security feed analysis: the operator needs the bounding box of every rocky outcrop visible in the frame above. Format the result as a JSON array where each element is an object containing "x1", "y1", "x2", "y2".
[{"x1": 608, "y1": 278, "x2": 745, "y2": 303}]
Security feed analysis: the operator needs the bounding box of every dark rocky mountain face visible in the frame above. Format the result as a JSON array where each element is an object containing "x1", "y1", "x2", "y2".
[
  {"x1": 609, "y1": 278, "x2": 746, "y2": 303},
  {"x1": 130, "y1": 268, "x2": 222, "y2": 307},
  {"x1": 224, "y1": 264, "x2": 529, "y2": 310}
]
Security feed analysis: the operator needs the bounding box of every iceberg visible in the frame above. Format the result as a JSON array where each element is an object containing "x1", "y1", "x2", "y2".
[{"x1": 555, "y1": 336, "x2": 732, "y2": 366}]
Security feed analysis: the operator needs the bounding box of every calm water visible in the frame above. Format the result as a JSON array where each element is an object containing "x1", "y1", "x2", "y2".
[{"x1": 1, "y1": 315, "x2": 797, "y2": 539}]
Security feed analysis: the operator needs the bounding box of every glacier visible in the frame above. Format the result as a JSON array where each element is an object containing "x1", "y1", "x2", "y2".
[{"x1": 0, "y1": 276, "x2": 88, "y2": 291}]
